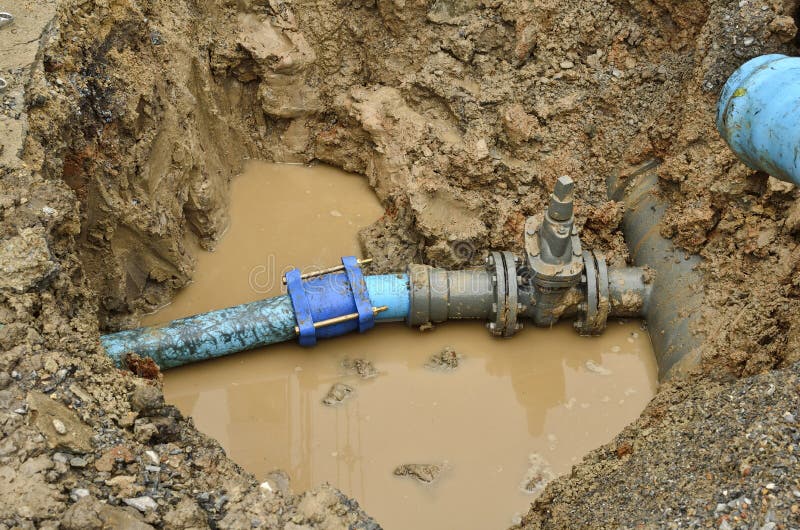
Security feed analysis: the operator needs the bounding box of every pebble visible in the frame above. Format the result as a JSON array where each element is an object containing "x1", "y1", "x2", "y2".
[
  {"x1": 69, "y1": 456, "x2": 87, "y2": 468},
  {"x1": 52, "y1": 418, "x2": 67, "y2": 435},
  {"x1": 52, "y1": 452, "x2": 68, "y2": 464},
  {"x1": 743, "y1": 36, "x2": 755, "y2": 46},
  {"x1": 560, "y1": 60, "x2": 575, "y2": 69},
  {"x1": 70, "y1": 488, "x2": 89, "y2": 501},
  {"x1": 129, "y1": 384, "x2": 164, "y2": 414},
  {"x1": 145, "y1": 450, "x2": 159, "y2": 465},
  {"x1": 124, "y1": 496, "x2": 158, "y2": 512},
  {"x1": 145, "y1": 465, "x2": 161, "y2": 473},
  {"x1": 782, "y1": 411, "x2": 795, "y2": 423}
]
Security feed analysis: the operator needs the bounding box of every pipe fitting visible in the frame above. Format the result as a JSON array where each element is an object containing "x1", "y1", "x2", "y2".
[{"x1": 406, "y1": 264, "x2": 495, "y2": 327}]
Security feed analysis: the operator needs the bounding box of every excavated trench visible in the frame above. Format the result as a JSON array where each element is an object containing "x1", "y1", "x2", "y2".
[
  {"x1": 1, "y1": 0, "x2": 800, "y2": 528},
  {"x1": 142, "y1": 161, "x2": 657, "y2": 528}
]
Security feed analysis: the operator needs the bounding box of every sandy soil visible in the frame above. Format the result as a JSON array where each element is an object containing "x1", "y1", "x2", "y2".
[{"x1": 0, "y1": 0, "x2": 799, "y2": 527}]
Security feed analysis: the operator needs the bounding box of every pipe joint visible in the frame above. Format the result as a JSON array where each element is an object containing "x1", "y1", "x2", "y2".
[{"x1": 285, "y1": 255, "x2": 379, "y2": 346}]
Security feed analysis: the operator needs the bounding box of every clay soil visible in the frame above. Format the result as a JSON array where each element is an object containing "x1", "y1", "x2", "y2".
[{"x1": 1, "y1": 0, "x2": 799, "y2": 528}]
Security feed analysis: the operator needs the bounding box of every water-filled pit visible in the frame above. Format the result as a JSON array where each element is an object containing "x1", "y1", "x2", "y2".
[{"x1": 144, "y1": 162, "x2": 657, "y2": 529}]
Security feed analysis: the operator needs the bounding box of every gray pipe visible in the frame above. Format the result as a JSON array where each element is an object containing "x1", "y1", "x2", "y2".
[{"x1": 607, "y1": 160, "x2": 704, "y2": 379}]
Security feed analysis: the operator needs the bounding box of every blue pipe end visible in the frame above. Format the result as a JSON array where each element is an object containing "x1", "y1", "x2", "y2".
[{"x1": 717, "y1": 54, "x2": 800, "y2": 185}]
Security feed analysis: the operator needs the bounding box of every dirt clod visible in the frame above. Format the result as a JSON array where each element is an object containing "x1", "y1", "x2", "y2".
[
  {"x1": 393, "y1": 463, "x2": 444, "y2": 484},
  {"x1": 342, "y1": 358, "x2": 379, "y2": 379},
  {"x1": 321, "y1": 383, "x2": 354, "y2": 406},
  {"x1": 425, "y1": 346, "x2": 462, "y2": 370}
]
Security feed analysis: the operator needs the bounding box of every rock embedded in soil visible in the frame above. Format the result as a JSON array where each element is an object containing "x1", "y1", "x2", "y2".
[
  {"x1": 129, "y1": 384, "x2": 164, "y2": 414},
  {"x1": 27, "y1": 391, "x2": 93, "y2": 453},
  {"x1": 393, "y1": 463, "x2": 444, "y2": 484},
  {"x1": 0, "y1": 227, "x2": 58, "y2": 293},
  {"x1": 321, "y1": 383, "x2": 354, "y2": 406},
  {"x1": 425, "y1": 346, "x2": 462, "y2": 370},
  {"x1": 342, "y1": 358, "x2": 379, "y2": 379}
]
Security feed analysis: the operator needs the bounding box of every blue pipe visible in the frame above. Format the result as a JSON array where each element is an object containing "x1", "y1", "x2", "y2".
[
  {"x1": 717, "y1": 54, "x2": 800, "y2": 185},
  {"x1": 101, "y1": 273, "x2": 410, "y2": 369}
]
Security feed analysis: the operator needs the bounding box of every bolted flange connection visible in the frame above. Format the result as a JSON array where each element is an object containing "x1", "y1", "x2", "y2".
[
  {"x1": 574, "y1": 250, "x2": 610, "y2": 335},
  {"x1": 485, "y1": 251, "x2": 521, "y2": 337},
  {"x1": 403, "y1": 175, "x2": 653, "y2": 338}
]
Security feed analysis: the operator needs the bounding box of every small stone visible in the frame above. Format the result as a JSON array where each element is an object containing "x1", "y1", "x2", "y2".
[
  {"x1": 719, "y1": 520, "x2": 733, "y2": 530},
  {"x1": 52, "y1": 419, "x2": 67, "y2": 435},
  {"x1": 124, "y1": 496, "x2": 158, "y2": 512},
  {"x1": 714, "y1": 503, "x2": 728, "y2": 513},
  {"x1": 559, "y1": 60, "x2": 575, "y2": 69},
  {"x1": 69, "y1": 457, "x2": 87, "y2": 468},
  {"x1": 52, "y1": 452, "x2": 68, "y2": 464},
  {"x1": 145, "y1": 465, "x2": 161, "y2": 473},
  {"x1": 69, "y1": 488, "x2": 90, "y2": 501},
  {"x1": 145, "y1": 450, "x2": 159, "y2": 465},
  {"x1": 743, "y1": 36, "x2": 755, "y2": 46},
  {"x1": 783, "y1": 411, "x2": 796, "y2": 423},
  {"x1": 765, "y1": 482, "x2": 776, "y2": 490},
  {"x1": 129, "y1": 384, "x2": 163, "y2": 414},
  {"x1": 759, "y1": 523, "x2": 776, "y2": 530},
  {"x1": 612, "y1": 68, "x2": 623, "y2": 78}
]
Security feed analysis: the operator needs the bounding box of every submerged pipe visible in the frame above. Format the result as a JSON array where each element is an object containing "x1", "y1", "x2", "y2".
[{"x1": 717, "y1": 54, "x2": 800, "y2": 185}]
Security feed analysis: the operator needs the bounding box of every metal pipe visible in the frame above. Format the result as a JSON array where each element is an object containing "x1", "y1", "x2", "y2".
[
  {"x1": 717, "y1": 54, "x2": 800, "y2": 185},
  {"x1": 607, "y1": 162, "x2": 705, "y2": 379}
]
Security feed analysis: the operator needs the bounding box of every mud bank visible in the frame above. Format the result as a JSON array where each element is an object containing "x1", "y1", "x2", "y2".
[{"x1": 0, "y1": 0, "x2": 799, "y2": 528}]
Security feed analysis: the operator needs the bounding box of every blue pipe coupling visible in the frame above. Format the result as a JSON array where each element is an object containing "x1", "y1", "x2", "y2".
[
  {"x1": 717, "y1": 54, "x2": 800, "y2": 185},
  {"x1": 285, "y1": 256, "x2": 409, "y2": 346}
]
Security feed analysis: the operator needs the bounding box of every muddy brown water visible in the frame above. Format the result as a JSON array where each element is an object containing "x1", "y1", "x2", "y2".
[{"x1": 144, "y1": 162, "x2": 657, "y2": 529}]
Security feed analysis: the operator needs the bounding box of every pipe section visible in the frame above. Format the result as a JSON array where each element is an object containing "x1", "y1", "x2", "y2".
[
  {"x1": 101, "y1": 177, "x2": 663, "y2": 371},
  {"x1": 607, "y1": 162, "x2": 704, "y2": 379},
  {"x1": 717, "y1": 54, "x2": 800, "y2": 185},
  {"x1": 101, "y1": 274, "x2": 410, "y2": 368}
]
